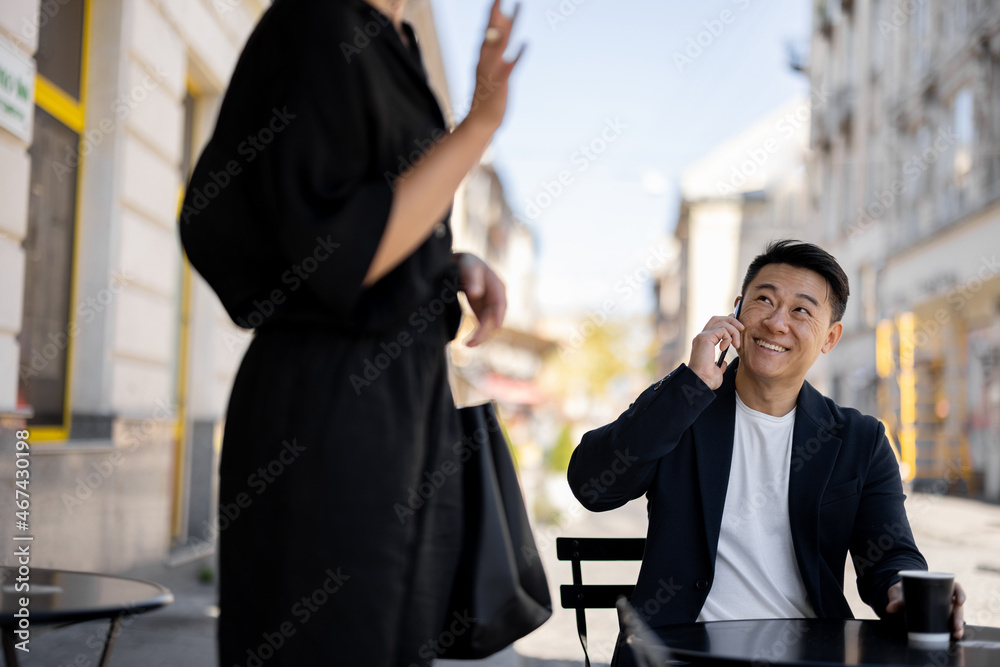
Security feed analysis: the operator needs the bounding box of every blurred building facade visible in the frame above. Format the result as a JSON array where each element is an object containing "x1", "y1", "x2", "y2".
[
  {"x1": 655, "y1": 98, "x2": 811, "y2": 376},
  {"x1": 0, "y1": 0, "x2": 540, "y2": 574},
  {"x1": 808, "y1": 0, "x2": 1000, "y2": 501},
  {"x1": 449, "y1": 161, "x2": 555, "y2": 458},
  {"x1": 0, "y1": 0, "x2": 274, "y2": 574}
]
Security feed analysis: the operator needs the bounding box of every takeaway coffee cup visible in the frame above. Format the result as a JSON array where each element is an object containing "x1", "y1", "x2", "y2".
[{"x1": 898, "y1": 570, "x2": 955, "y2": 646}]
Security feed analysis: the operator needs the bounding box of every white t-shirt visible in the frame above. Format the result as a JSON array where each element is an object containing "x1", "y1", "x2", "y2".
[{"x1": 697, "y1": 392, "x2": 816, "y2": 621}]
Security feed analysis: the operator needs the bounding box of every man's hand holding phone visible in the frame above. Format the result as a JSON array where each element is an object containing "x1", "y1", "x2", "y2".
[{"x1": 688, "y1": 306, "x2": 744, "y2": 390}]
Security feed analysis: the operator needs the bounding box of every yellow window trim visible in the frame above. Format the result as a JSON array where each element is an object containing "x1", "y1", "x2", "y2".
[
  {"x1": 170, "y1": 74, "x2": 211, "y2": 538},
  {"x1": 29, "y1": 0, "x2": 93, "y2": 442},
  {"x1": 185, "y1": 73, "x2": 202, "y2": 97},
  {"x1": 34, "y1": 75, "x2": 84, "y2": 134},
  {"x1": 29, "y1": 426, "x2": 69, "y2": 441},
  {"x1": 171, "y1": 186, "x2": 194, "y2": 539}
]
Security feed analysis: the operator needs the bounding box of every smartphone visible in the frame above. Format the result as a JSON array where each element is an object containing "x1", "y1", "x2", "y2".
[{"x1": 716, "y1": 297, "x2": 743, "y2": 368}]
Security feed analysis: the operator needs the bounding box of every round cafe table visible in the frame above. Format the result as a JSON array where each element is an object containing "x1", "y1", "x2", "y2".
[
  {"x1": 0, "y1": 567, "x2": 173, "y2": 667},
  {"x1": 652, "y1": 618, "x2": 1000, "y2": 666}
]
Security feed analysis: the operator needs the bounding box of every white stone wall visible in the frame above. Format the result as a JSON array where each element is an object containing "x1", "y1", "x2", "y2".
[
  {"x1": 0, "y1": 0, "x2": 265, "y2": 572},
  {"x1": 806, "y1": 1, "x2": 1000, "y2": 502},
  {"x1": 0, "y1": 1, "x2": 34, "y2": 413},
  {"x1": 101, "y1": 0, "x2": 262, "y2": 423},
  {"x1": 683, "y1": 200, "x2": 742, "y2": 348}
]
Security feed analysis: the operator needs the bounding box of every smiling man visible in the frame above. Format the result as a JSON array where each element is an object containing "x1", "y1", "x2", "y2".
[{"x1": 567, "y1": 240, "x2": 965, "y2": 666}]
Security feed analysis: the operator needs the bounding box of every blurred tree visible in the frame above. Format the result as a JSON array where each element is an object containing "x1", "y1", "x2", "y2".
[
  {"x1": 541, "y1": 320, "x2": 633, "y2": 399},
  {"x1": 546, "y1": 423, "x2": 575, "y2": 473}
]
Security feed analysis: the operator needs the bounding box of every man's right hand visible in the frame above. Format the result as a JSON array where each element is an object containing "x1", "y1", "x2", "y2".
[{"x1": 688, "y1": 314, "x2": 744, "y2": 390}]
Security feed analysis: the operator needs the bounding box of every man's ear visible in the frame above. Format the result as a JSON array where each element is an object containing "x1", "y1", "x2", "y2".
[
  {"x1": 821, "y1": 321, "x2": 844, "y2": 354},
  {"x1": 733, "y1": 296, "x2": 741, "y2": 310}
]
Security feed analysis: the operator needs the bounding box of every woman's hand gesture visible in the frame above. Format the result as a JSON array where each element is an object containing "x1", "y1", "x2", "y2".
[
  {"x1": 467, "y1": 0, "x2": 524, "y2": 132},
  {"x1": 455, "y1": 252, "x2": 507, "y2": 347}
]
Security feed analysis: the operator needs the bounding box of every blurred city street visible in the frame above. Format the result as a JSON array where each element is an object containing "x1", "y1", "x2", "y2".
[
  {"x1": 15, "y1": 485, "x2": 1000, "y2": 667},
  {"x1": 2, "y1": 0, "x2": 1000, "y2": 666}
]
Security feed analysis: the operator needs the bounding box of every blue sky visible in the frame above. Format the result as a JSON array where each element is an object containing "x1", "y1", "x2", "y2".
[{"x1": 431, "y1": 0, "x2": 812, "y2": 317}]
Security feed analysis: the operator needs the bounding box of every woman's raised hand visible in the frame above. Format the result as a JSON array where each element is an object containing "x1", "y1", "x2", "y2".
[{"x1": 467, "y1": 0, "x2": 524, "y2": 131}]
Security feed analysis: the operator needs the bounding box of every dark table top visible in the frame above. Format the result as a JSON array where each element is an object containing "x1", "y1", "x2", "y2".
[
  {"x1": 653, "y1": 618, "x2": 1000, "y2": 666},
  {"x1": 0, "y1": 567, "x2": 173, "y2": 625}
]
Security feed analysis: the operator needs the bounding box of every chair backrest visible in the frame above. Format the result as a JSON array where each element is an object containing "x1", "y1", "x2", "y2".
[{"x1": 556, "y1": 537, "x2": 646, "y2": 667}]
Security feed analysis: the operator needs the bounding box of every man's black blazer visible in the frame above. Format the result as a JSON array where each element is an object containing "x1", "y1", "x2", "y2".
[{"x1": 567, "y1": 359, "x2": 926, "y2": 632}]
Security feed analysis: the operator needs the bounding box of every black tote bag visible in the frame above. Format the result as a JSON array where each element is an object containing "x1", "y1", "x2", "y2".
[{"x1": 439, "y1": 401, "x2": 552, "y2": 659}]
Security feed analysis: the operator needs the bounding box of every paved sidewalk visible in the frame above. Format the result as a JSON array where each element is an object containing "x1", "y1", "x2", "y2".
[
  {"x1": 14, "y1": 549, "x2": 588, "y2": 667},
  {"x1": 18, "y1": 556, "x2": 218, "y2": 667},
  {"x1": 18, "y1": 560, "x2": 216, "y2": 667}
]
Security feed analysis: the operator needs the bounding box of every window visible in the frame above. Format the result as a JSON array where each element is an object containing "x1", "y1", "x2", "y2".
[
  {"x1": 955, "y1": 0, "x2": 968, "y2": 34},
  {"x1": 953, "y1": 87, "x2": 974, "y2": 188},
  {"x1": 33, "y1": 0, "x2": 85, "y2": 99},
  {"x1": 870, "y1": 0, "x2": 884, "y2": 73},
  {"x1": 910, "y1": 0, "x2": 930, "y2": 75},
  {"x1": 18, "y1": 0, "x2": 88, "y2": 434},
  {"x1": 860, "y1": 263, "x2": 877, "y2": 329},
  {"x1": 947, "y1": 0, "x2": 968, "y2": 42},
  {"x1": 913, "y1": 125, "x2": 932, "y2": 236}
]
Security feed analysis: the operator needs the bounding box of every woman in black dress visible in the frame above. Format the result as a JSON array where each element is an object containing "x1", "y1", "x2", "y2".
[{"x1": 178, "y1": 0, "x2": 522, "y2": 664}]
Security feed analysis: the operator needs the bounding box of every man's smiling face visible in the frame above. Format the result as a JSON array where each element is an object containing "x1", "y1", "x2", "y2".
[{"x1": 734, "y1": 262, "x2": 843, "y2": 386}]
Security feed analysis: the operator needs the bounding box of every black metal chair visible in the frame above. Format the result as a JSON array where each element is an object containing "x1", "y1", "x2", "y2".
[{"x1": 557, "y1": 537, "x2": 646, "y2": 667}]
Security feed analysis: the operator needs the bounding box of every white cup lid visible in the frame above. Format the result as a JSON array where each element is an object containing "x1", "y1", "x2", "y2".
[{"x1": 898, "y1": 570, "x2": 954, "y2": 579}]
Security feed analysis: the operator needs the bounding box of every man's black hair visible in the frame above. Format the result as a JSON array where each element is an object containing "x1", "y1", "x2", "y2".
[{"x1": 740, "y1": 239, "x2": 850, "y2": 323}]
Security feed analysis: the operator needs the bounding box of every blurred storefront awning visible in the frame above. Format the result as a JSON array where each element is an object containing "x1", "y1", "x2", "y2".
[{"x1": 481, "y1": 373, "x2": 546, "y2": 406}]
